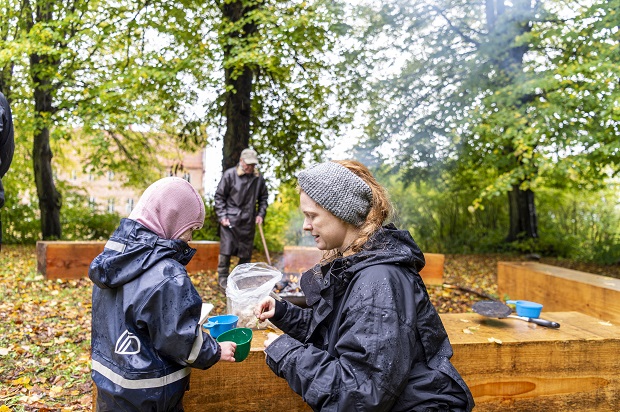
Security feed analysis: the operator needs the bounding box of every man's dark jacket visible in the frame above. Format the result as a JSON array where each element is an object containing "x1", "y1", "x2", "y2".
[
  {"x1": 266, "y1": 224, "x2": 475, "y2": 412},
  {"x1": 214, "y1": 165, "x2": 268, "y2": 258},
  {"x1": 0, "y1": 91, "x2": 15, "y2": 208}
]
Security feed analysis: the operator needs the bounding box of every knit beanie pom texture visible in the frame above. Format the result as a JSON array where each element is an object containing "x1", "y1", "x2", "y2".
[
  {"x1": 297, "y1": 161, "x2": 372, "y2": 226},
  {"x1": 128, "y1": 177, "x2": 205, "y2": 239}
]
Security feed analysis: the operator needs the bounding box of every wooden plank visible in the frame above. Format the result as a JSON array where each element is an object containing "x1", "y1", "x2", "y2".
[
  {"x1": 92, "y1": 312, "x2": 620, "y2": 411},
  {"x1": 420, "y1": 252, "x2": 445, "y2": 285},
  {"x1": 185, "y1": 241, "x2": 219, "y2": 274},
  {"x1": 498, "y1": 261, "x2": 620, "y2": 323},
  {"x1": 445, "y1": 312, "x2": 620, "y2": 411},
  {"x1": 37, "y1": 240, "x2": 219, "y2": 280},
  {"x1": 184, "y1": 329, "x2": 311, "y2": 411},
  {"x1": 37, "y1": 241, "x2": 108, "y2": 280},
  {"x1": 177, "y1": 312, "x2": 620, "y2": 411},
  {"x1": 282, "y1": 246, "x2": 444, "y2": 285}
]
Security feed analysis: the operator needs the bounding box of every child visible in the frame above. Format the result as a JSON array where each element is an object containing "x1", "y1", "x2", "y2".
[
  {"x1": 256, "y1": 160, "x2": 474, "y2": 411},
  {"x1": 89, "y1": 177, "x2": 236, "y2": 411}
]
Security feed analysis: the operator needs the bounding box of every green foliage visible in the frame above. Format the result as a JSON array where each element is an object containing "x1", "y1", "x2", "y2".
[
  {"x1": 1, "y1": 126, "x2": 38, "y2": 244},
  {"x1": 193, "y1": 197, "x2": 220, "y2": 241},
  {"x1": 535, "y1": 186, "x2": 620, "y2": 264},
  {"x1": 353, "y1": 0, "x2": 619, "y2": 247},
  {"x1": 1, "y1": 0, "x2": 214, "y2": 239},
  {"x1": 378, "y1": 168, "x2": 620, "y2": 265},
  {"x1": 2, "y1": 0, "x2": 352, "y2": 240},
  {"x1": 377, "y1": 170, "x2": 508, "y2": 254},
  {"x1": 78, "y1": 0, "x2": 212, "y2": 183},
  {"x1": 204, "y1": 0, "x2": 353, "y2": 181},
  {"x1": 466, "y1": 0, "x2": 620, "y2": 201},
  {"x1": 1, "y1": 202, "x2": 40, "y2": 245},
  {"x1": 1, "y1": 177, "x2": 121, "y2": 243},
  {"x1": 255, "y1": 182, "x2": 303, "y2": 253},
  {"x1": 59, "y1": 186, "x2": 121, "y2": 241}
]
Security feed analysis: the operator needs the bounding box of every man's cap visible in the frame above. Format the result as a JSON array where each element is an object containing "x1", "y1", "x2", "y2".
[{"x1": 240, "y1": 148, "x2": 259, "y2": 165}]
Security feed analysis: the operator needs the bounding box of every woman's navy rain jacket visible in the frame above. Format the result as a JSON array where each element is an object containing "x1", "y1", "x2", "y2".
[
  {"x1": 89, "y1": 219, "x2": 220, "y2": 411},
  {"x1": 266, "y1": 224, "x2": 475, "y2": 412}
]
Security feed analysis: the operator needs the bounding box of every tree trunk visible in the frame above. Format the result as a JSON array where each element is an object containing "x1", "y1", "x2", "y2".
[
  {"x1": 220, "y1": 0, "x2": 258, "y2": 171},
  {"x1": 31, "y1": 52, "x2": 62, "y2": 239},
  {"x1": 506, "y1": 184, "x2": 538, "y2": 241},
  {"x1": 486, "y1": 0, "x2": 539, "y2": 241},
  {"x1": 222, "y1": 65, "x2": 253, "y2": 171}
]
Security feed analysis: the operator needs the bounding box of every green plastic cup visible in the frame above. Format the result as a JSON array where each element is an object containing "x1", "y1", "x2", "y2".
[{"x1": 216, "y1": 327, "x2": 253, "y2": 362}]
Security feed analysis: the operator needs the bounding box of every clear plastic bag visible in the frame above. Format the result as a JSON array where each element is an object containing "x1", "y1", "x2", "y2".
[{"x1": 226, "y1": 262, "x2": 283, "y2": 330}]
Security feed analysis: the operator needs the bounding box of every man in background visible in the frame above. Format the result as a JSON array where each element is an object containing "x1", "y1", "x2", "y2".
[
  {"x1": 214, "y1": 148, "x2": 268, "y2": 291},
  {"x1": 0, "y1": 91, "x2": 15, "y2": 251}
]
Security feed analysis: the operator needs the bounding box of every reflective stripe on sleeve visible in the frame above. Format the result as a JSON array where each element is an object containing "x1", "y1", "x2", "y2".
[
  {"x1": 104, "y1": 240, "x2": 126, "y2": 253},
  {"x1": 187, "y1": 302, "x2": 214, "y2": 364},
  {"x1": 91, "y1": 360, "x2": 190, "y2": 389}
]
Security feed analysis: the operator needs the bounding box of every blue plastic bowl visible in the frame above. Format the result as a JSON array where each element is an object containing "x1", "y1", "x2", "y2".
[
  {"x1": 506, "y1": 300, "x2": 543, "y2": 318},
  {"x1": 202, "y1": 314, "x2": 238, "y2": 338}
]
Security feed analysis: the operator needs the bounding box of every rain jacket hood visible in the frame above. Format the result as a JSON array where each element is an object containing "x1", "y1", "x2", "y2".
[
  {"x1": 89, "y1": 219, "x2": 219, "y2": 412},
  {"x1": 266, "y1": 224, "x2": 474, "y2": 412},
  {"x1": 89, "y1": 219, "x2": 196, "y2": 290},
  {"x1": 349, "y1": 223, "x2": 425, "y2": 271}
]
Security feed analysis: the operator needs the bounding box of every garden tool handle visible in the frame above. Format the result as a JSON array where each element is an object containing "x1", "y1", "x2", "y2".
[
  {"x1": 526, "y1": 317, "x2": 560, "y2": 328},
  {"x1": 258, "y1": 222, "x2": 271, "y2": 266}
]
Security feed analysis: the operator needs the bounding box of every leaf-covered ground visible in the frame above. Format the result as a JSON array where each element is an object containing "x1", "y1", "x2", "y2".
[{"x1": 1, "y1": 245, "x2": 618, "y2": 411}]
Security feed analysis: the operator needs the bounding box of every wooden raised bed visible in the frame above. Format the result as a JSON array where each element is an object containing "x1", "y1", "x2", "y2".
[
  {"x1": 37, "y1": 240, "x2": 219, "y2": 280},
  {"x1": 181, "y1": 311, "x2": 619, "y2": 411},
  {"x1": 92, "y1": 312, "x2": 620, "y2": 411},
  {"x1": 282, "y1": 245, "x2": 445, "y2": 285},
  {"x1": 498, "y1": 261, "x2": 620, "y2": 323}
]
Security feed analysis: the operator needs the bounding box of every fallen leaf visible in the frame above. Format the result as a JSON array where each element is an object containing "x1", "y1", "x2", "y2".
[
  {"x1": 462, "y1": 328, "x2": 474, "y2": 334},
  {"x1": 599, "y1": 321, "x2": 613, "y2": 326},
  {"x1": 50, "y1": 385, "x2": 64, "y2": 394},
  {"x1": 488, "y1": 337, "x2": 503, "y2": 344},
  {"x1": 12, "y1": 376, "x2": 31, "y2": 386}
]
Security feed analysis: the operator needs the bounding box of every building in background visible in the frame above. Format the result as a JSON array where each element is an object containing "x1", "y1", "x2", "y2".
[{"x1": 56, "y1": 148, "x2": 205, "y2": 215}]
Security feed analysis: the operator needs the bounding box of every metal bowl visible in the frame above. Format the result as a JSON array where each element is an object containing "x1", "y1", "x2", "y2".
[{"x1": 278, "y1": 292, "x2": 307, "y2": 308}]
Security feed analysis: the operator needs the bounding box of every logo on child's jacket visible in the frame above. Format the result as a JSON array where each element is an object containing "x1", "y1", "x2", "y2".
[{"x1": 115, "y1": 330, "x2": 141, "y2": 355}]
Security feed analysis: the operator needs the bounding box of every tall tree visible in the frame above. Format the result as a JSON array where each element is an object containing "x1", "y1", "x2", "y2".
[
  {"x1": 219, "y1": 0, "x2": 257, "y2": 171},
  {"x1": 355, "y1": 0, "x2": 618, "y2": 242},
  {"x1": 462, "y1": 0, "x2": 619, "y2": 240},
  {"x1": 1, "y1": 0, "x2": 210, "y2": 239},
  {"x1": 208, "y1": 0, "x2": 351, "y2": 178}
]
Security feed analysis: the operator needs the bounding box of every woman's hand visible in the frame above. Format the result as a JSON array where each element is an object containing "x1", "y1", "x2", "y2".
[
  {"x1": 218, "y1": 341, "x2": 237, "y2": 362},
  {"x1": 254, "y1": 296, "x2": 275, "y2": 321}
]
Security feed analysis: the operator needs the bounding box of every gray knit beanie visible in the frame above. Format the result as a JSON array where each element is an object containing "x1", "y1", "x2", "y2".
[{"x1": 297, "y1": 161, "x2": 372, "y2": 226}]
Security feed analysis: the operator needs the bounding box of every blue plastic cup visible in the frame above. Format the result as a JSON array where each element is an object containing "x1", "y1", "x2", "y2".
[
  {"x1": 203, "y1": 314, "x2": 238, "y2": 338},
  {"x1": 506, "y1": 300, "x2": 543, "y2": 318}
]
